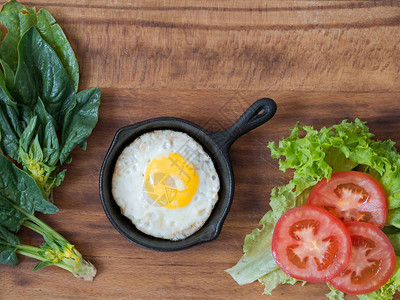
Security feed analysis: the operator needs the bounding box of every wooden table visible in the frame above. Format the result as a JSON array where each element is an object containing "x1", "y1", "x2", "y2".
[{"x1": 2, "y1": 1, "x2": 400, "y2": 299}]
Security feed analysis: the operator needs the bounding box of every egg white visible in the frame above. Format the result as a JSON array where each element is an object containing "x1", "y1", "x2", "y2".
[{"x1": 112, "y1": 130, "x2": 220, "y2": 241}]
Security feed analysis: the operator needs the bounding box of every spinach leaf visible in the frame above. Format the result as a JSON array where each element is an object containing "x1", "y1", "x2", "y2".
[
  {"x1": 0, "y1": 1, "x2": 100, "y2": 203},
  {"x1": 0, "y1": 224, "x2": 19, "y2": 265},
  {"x1": 29, "y1": 135, "x2": 44, "y2": 164},
  {"x1": 0, "y1": 71, "x2": 20, "y2": 159},
  {"x1": 60, "y1": 87, "x2": 101, "y2": 164},
  {"x1": 0, "y1": 1, "x2": 79, "y2": 89},
  {"x1": 18, "y1": 119, "x2": 58, "y2": 201},
  {"x1": 53, "y1": 169, "x2": 66, "y2": 187},
  {"x1": 0, "y1": 59, "x2": 16, "y2": 92},
  {"x1": 18, "y1": 115, "x2": 37, "y2": 155},
  {"x1": 0, "y1": 1, "x2": 97, "y2": 280},
  {"x1": 13, "y1": 27, "x2": 76, "y2": 128},
  {"x1": 17, "y1": 104, "x2": 60, "y2": 199},
  {"x1": 0, "y1": 192, "x2": 96, "y2": 279},
  {"x1": 33, "y1": 260, "x2": 53, "y2": 271},
  {"x1": 0, "y1": 155, "x2": 96, "y2": 279},
  {"x1": 36, "y1": 9, "x2": 79, "y2": 91},
  {"x1": 0, "y1": 104, "x2": 19, "y2": 159},
  {"x1": 0, "y1": 153, "x2": 57, "y2": 214},
  {"x1": 0, "y1": 0, "x2": 36, "y2": 73},
  {"x1": 35, "y1": 97, "x2": 59, "y2": 166},
  {"x1": 0, "y1": 196, "x2": 25, "y2": 232}
]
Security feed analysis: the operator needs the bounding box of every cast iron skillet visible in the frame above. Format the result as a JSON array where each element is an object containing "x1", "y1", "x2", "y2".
[{"x1": 100, "y1": 98, "x2": 277, "y2": 251}]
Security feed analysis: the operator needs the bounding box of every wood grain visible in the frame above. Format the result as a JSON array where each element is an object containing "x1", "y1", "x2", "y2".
[
  {"x1": 13, "y1": 0, "x2": 400, "y2": 92},
  {"x1": 1, "y1": 0, "x2": 400, "y2": 299}
]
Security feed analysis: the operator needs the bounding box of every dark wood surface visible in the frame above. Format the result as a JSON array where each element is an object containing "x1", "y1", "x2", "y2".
[{"x1": 1, "y1": 1, "x2": 400, "y2": 299}]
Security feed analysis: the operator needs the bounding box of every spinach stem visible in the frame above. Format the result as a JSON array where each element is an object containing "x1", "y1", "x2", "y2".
[
  {"x1": 14, "y1": 244, "x2": 74, "y2": 273},
  {"x1": 16, "y1": 249, "x2": 44, "y2": 261},
  {"x1": 25, "y1": 213, "x2": 66, "y2": 242},
  {"x1": 22, "y1": 220, "x2": 44, "y2": 235},
  {"x1": 14, "y1": 243, "x2": 41, "y2": 253},
  {"x1": 53, "y1": 262, "x2": 74, "y2": 273},
  {"x1": 6, "y1": 199, "x2": 66, "y2": 242}
]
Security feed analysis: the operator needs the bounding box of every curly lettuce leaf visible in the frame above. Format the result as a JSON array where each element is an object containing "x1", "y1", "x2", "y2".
[
  {"x1": 225, "y1": 210, "x2": 279, "y2": 285},
  {"x1": 227, "y1": 120, "x2": 371, "y2": 285},
  {"x1": 326, "y1": 284, "x2": 345, "y2": 300},
  {"x1": 227, "y1": 119, "x2": 400, "y2": 299},
  {"x1": 387, "y1": 208, "x2": 400, "y2": 229},
  {"x1": 259, "y1": 269, "x2": 301, "y2": 295},
  {"x1": 387, "y1": 233, "x2": 400, "y2": 256}
]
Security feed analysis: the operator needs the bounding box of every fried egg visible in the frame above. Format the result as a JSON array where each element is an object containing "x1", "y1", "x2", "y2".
[{"x1": 111, "y1": 130, "x2": 220, "y2": 241}]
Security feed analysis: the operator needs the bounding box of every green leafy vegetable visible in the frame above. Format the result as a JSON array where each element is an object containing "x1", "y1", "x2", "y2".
[
  {"x1": 35, "y1": 8, "x2": 79, "y2": 91},
  {"x1": 0, "y1": 0, "x2": 78, "y2": 89},
  {"x1": 387, "y1": 208, "x2": 400, "y2": 229},
  {"x1": 227, "y1": 119, "x2": 400, "y2": 298},
  {"x1": 0, "y1": 225, "x2": 19, "y2": 265},
  {"x1": 0, "y1": 0, "x2": 36, "y2": 73},
  {"x1": 60, "y1": 87, "x2": 101, "y2": 164},
  {"x1": 0, "y1": 149, "x2": 55, "y2": 213},
  {"x1": 259, "y1": 269, "x2": 301, "y2": 295},
  {"x1": 226, "y1": 211, "x2": 279, "y2": 285},
  {"x1": 0, "y1": 70, "x2": 20, "y2": 158},
  {"x1": 0, "y1": 0, "x2": 101, "y2": 202},
  {"x1": 13, "y1": 26, "x2": 76, "y2": 125},
  {"x1": 326, "y1": 284, "x2": 345, "y2": 300},
  {"x1": 0, "y1": 154, "x2": 96, "y2": 280},
  {"x1": 0, "y1": 0, "x2": 98, "y2": 280},
  {"x1": 387, "y1": 233, "x2": 400, "y2": 256}
]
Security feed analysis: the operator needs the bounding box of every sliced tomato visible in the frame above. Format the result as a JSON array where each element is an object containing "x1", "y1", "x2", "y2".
[
  {"x1": 271, "y1": 205, "x2": 351, "y2": 282},
  {"x1": 307, "y1": 171, "x2": 387, "y2": 228},
  {"x1": 329, "y1": 222, "x2": 396, "y2": 295}
]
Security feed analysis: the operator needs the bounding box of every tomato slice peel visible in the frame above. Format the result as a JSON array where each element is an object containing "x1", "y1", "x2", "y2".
[
  {"x1": 329, "y1": 222, "x2": 396, "y2": 295},
  {"x1": 307, "y1": 171, "x2": 388, "y2": 228},
  {"x1": 272, "y1": 205, "x2": 351, "y2": 282}
]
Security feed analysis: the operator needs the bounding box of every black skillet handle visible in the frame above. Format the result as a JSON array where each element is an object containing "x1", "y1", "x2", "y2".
[{"x1": 208, "y1": 98, "x2": 277, "y2": 153}]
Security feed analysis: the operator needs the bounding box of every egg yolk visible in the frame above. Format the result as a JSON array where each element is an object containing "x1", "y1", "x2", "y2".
[{"x1": 144, "y1": 153, "x2": 199, "y2": 209}]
